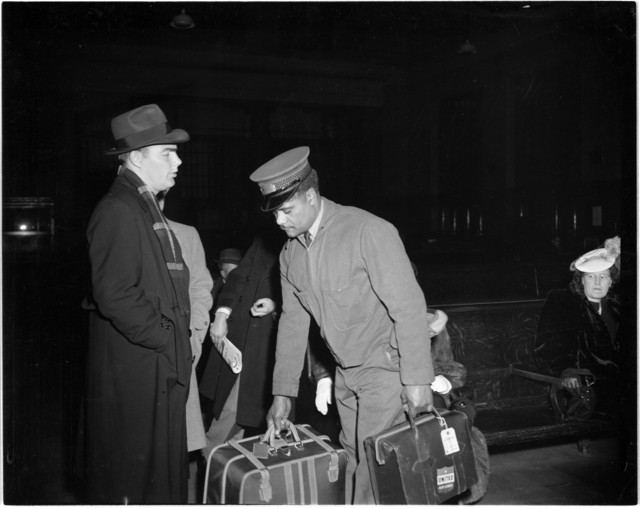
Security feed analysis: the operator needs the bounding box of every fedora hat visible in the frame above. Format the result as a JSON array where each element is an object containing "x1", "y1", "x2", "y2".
[
  {"x1": 105, "y1": 104, "x2": 190, "y2": 155},
  {"x1": 216, "y1": 248, "x2": 242, "y2": 265}
]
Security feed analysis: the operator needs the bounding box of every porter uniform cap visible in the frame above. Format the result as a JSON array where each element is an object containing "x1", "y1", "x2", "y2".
[
  {"x1": 570, "y1": 236, "x2": 621, "y2": 273},
  {"x1": 250, "y1": 147, "x2": 313, "y2": 212}
]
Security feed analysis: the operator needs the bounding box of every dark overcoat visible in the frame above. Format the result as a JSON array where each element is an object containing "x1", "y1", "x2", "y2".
[
  {"x1": 83, "y1": 171, "x2": 192, "y2": 504},
  {"x1": 533, "y1": 289, "x2": 621, "y2": 377},
  {"x1": 199, "y1": 235, "x2": 281, "y2": 429}
]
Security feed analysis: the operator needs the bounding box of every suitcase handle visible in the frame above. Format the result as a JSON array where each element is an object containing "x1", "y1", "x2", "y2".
[
  {"x1": 375, "y1": 409, "x2": 449, "y2": 465},
  {"x1": 264, "y1": 424, "x2": 342, "y2": 483},
  {"x1": 263, "y1": 422, "x2": 304, "y2": 452},
  {"x1": 407, "y1": 407, "x2": 448, "y2": 431}
]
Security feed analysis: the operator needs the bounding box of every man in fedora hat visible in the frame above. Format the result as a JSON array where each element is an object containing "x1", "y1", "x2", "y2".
[
  {"x1": 82, "y1": 104, "x2": 192, "y2": 503},
  {"x1": 250, "y1": 146, "x2": 435, "y2": 504},
  {"x1": 216, "y1": 248, "x2": 243, "y2": 283}
]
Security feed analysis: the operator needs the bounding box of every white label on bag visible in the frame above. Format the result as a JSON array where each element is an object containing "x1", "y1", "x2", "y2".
[
  {"x1": 437, "y1": 466, "x2": 455, "y2": 493},
  {"x1": 441, "y1": 427, "x2": 460, "y2": 455}
]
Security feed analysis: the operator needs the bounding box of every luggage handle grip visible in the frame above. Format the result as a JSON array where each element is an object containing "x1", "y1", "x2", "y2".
[
  {"x1": 263, "y1": 424, "x2": 342, "y2": 483},
  {"x1": 406, "y1": 407, "x2": 448, "y2": 431},
  {"x1": 262, "y1": 422, "x2": 303, "y2": 452},
  {"x1": 375, "y1": 409, "x2": 447, "y2": 465}
]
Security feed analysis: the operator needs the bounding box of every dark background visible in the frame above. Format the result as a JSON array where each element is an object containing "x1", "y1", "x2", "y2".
[{"x1": 3, "y1": 2, "x2": 636, "y2": 503}]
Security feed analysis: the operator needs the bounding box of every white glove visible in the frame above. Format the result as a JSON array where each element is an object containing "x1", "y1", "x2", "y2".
[
  {"x1": 430, "y1": 375, "x2": 452, "y2": 395},
  {"x1": 315, "y1": 377, "x2": 333, "y2": 415}
]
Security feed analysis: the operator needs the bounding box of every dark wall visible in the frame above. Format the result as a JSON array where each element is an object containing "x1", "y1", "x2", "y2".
[
  {"x1": 402, "y1": 7, "x2": 635, "y2": 261},
  {"x1": 4, "y1": 3, "x2": 634, "y2": 264}
]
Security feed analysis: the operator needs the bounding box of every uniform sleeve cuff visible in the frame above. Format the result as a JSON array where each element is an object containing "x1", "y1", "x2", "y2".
[{"x1": 272, "y1": 381, "x2": 299, "y2": 398}]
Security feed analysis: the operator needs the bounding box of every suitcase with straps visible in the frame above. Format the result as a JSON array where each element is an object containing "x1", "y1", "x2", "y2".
[{"x1": 203, "y1": 423, "x2": 347, "y2": 504}]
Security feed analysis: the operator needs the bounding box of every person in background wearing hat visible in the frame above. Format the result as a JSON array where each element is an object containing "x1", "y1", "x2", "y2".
[
  {"x1": 82, "y1": 104, "x2": 192, "y2": 503},
  {"x1": 199, "y1": 233, "x2": 286, "y2": 460},
  {"x1": 250, "y1": 146, "x2": 435, "y2": 504},
  {"x1": 217, "y1": 248, "x2": 243, "y2": 284},
  {"x1": 158, "y1": 191, "x2": 213, "y2": 502},
  {"x1": 195, "y1": 247, "x2": 240, "y2": 420},
  {"x1": 533, "y1": 236, "x2": 623, "y2": 417}
]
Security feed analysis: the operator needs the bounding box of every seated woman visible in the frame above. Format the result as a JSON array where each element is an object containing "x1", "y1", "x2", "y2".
[{"x1": 533, "y1": 236, "x2": 622, "y2": 419}]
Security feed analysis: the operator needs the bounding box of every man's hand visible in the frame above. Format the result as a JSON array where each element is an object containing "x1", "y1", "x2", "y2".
[
  {"x1": 209, "y1": 311, "x2": 229, "y2": 348},
  {"x1": 265, "y1": 395, "x2": 293, "y2": 436},
  {"x1": 400, "y1": 384, "x2": 434, "y2": 418},
  {"x1": 561, "y1": 376, "x2": 581, "y2": 390},
  {"x1": 251, "y1": 298, "x2": 276, "y2": 317}
]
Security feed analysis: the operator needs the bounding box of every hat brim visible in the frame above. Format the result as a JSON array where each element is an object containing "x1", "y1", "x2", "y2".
[
  {"x1": 260, "y1": 182, "x2": 302, "y2": 212},
  {"x1": 574, "y1": 257, "x2": 615, "y2": 273},
  {"x1": 217, "y1": 258, "x2": 242, "y2": 264},
  {"x1": 104, "y1": 129, "x2": 190, "y2": 155}
]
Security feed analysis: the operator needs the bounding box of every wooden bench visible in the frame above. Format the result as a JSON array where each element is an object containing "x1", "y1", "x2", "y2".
[{"x1": 438, "y1": 299, "x2": 620, "y2": 449}]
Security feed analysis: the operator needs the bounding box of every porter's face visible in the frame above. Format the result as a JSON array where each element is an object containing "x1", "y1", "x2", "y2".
[
  {"x1": 272, "y1": 190, "x2": 318, "y2": 238},
  {"x1": 582, "y1": 270, "x2": 612, "y2": 302}
]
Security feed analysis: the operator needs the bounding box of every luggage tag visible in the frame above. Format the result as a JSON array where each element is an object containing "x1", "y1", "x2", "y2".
[
  {"x1": 434, "y1": 410, "x2": 460, "y2": 455},
  {"x1": 441, "y1": 428, "x2": 460, "y2": 455},
  {"x1": 252, "y1": 432, "x2": 290, "y2": 458},
  {"x1": 252, "y1": 442, "x2": 271, "y2": 459}
]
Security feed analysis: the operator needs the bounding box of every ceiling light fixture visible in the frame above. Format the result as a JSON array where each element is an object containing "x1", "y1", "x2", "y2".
[
  {"x1": 170, "y1": 9, "x2": 195, "y2": 29},
  {"x1": 458, "y1": 40, "x2": 477, "y2": 55}
]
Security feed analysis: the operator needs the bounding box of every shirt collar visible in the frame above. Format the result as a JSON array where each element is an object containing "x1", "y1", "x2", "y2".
[
  {"x1": 298, "y1": 198, "x2": 324, "y2": 245},
  {"x1": 308, "y1": 198, "x2": 324, "y2": 238}
]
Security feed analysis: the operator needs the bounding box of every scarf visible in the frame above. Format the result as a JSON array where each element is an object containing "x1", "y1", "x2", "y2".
[{"x1": 120, "y1": 166, "x2": 191, "y2": 385}]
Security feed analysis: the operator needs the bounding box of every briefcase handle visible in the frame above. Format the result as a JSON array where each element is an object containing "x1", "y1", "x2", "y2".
[
  {"x1": 374, "y1": 409, "x2": 450, "y2": 465},
  {"x1": 406, "y1": 407, "x2": 448, "y2": 431}
]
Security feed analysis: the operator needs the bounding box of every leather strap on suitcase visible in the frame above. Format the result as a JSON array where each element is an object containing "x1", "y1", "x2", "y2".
[{"x1": 203, "y1": 424, "x2": 346, "y2": 504}]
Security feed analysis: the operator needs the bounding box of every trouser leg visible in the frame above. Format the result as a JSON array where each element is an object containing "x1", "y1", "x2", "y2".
[
  {"x1": 334, "y1": 368, "x2": 357, "y2": 504},
  {"x1": 201, "y1": 377, "x2": 244, "y2": 460},
  {"x1": 335, "y1": 364, "x2": 405, "y2": 504}
]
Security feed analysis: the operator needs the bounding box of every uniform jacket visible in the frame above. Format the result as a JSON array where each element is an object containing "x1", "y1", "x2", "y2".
[
  {"x1": 199, "y1": 235, "x2": 282, "y2": 428},
  {"x1": 273, "y1": 197, "x2": 434, "y2": 397},
  {"x1": 534, "y1": 289, "x2": 621, "y2": 376},
  {"x1": 83, "y1": 171, "x2": 192, "y2": 504},
  {"x1": 168, "y1": 219, "x2": 213, "y2": 452}
]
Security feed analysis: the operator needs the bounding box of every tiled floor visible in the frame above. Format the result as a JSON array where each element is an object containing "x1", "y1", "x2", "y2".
[
  {"x1": 480, "y1": 437, "x2": 633, "y2": 505},
  {"x1": 7, "y1": 416, "x2": 635, "y2": 505}
]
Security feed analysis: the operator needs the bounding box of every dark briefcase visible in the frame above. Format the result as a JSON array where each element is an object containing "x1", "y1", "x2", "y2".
[
  {"x1": 203, "y1": 424, "x2": 347, "y2": 504},
  {"x1": 364, "y1": 409, "x2": 478, "y2": 504}
]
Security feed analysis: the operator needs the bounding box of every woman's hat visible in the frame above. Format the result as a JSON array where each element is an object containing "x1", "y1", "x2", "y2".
[
  {"x1": 217, "y1": 248, "x2": 242, "y2": 265},
  {"x1": 249, "y1": 147, "x2": 312, "y2": 212},
  {"x1": 570, "y1": 236, "x2": 621, "y2": 273},
  {"x1": 105, "y1": 104, "x2": 190, "y2": 155}
]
